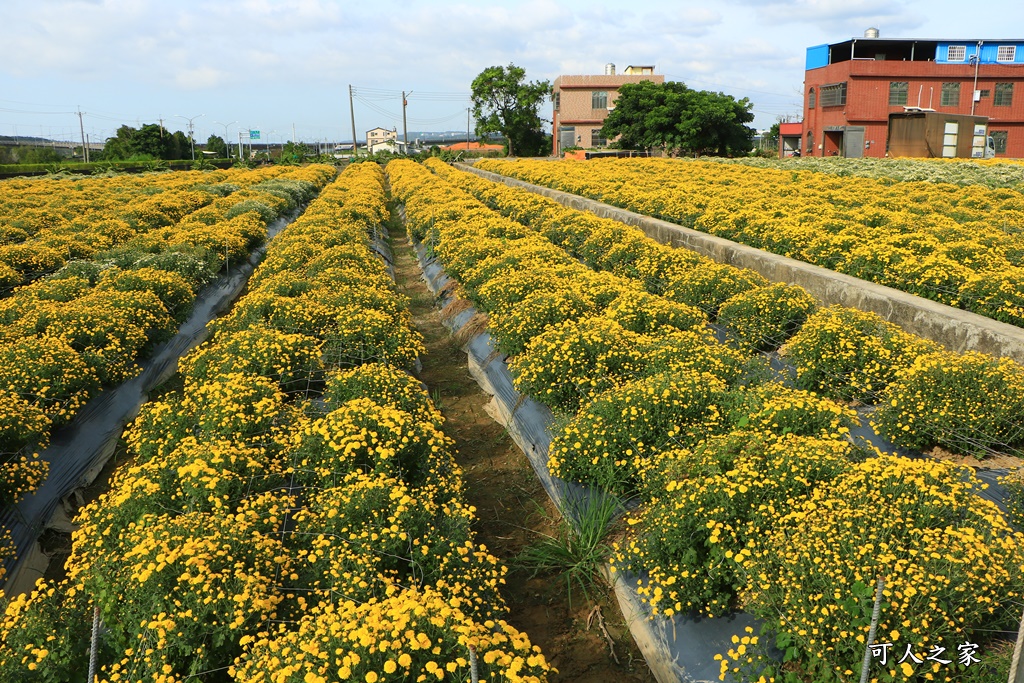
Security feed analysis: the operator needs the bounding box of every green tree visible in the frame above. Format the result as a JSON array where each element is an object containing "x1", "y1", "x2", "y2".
[
  {"x1": 102, "y1": 125, "x2": 141, "y2": 160},
  {"x1": 206, "y1": 134, "x2": 228, "y2": 158},
  {"x1": 281, "y1": 141, "x2": 310, "y2": 164},
  {"x1": 102, "y1": 124, "x2": 178, "y2": 160},
  {"x1": 470, "y1": 63, "x2": 550, "y2": 157},
  {"x1": 169, "y1": 131, "x2": 190, "y2": 160},
  {"x1": 102, "y1": 122, "x2": 172, "y2": 160},
  {"x1": 601, "y1": 80, "x2": 755, "y2": 157}
]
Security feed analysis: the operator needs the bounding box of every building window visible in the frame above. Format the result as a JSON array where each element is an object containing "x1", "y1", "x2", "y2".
[
  {"x1": 980, "y1": 89, "x2": 990, "y2": 98},
  {"x1": 997, "y1": 45, "x2": 1017, "y2": 62},
  {"x1": 820, "y1": 82, "x2": 847, "y2": 107},
  {"x1": 889, "y1": 81, "x2": 909, "y2": 106},
  {"x1": 553, "y1": 92, "x2": 560, "y2": 111},
  {"x1": 940, "y1": 82, "x2": 960, "y2": 107},
  {"x1": 947, "y1": 45, "x2": 967, "y2": 61},
  {"x1": 995, "y1": 83, "x2": 1014, "y2": 106},
  {"x1": 592, "y1": 91, "x2": 608, "y2": 109},
  {"x1": 808, "y1": 88, "x2": 815, "y2": 109},
  {"x1": 991, "y1": 130, "x2": 1008, "y2": 153},
  {"x1": 592, "y1": 128, "x2": 607, "y2": 147}
]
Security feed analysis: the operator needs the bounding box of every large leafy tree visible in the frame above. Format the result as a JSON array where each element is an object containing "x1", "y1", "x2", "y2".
[
  {"x1": 102, "y1": 123, "x2": 173, "y2": 160},
  {"x1": 470, "y1": 63, "x2": 550, "y2": 157},
  {"x1": 601, "y1": 80, "x2": 755, "y2": 156},
  {"x1": 206, "y1": 134, "x2": 228, "y2": 158}
]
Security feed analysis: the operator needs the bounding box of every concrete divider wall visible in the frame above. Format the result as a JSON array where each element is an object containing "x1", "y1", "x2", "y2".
[{"x1": 456, "y1": 163, "x2": 1024, "y2": 366}]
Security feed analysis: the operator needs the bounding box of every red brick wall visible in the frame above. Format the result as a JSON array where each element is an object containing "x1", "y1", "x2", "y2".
[{"x1": 804, "y1": 60, "x2": 1024, "y2": 157}]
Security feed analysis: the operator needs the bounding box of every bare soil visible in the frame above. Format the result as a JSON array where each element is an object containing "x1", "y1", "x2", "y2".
[
  {"x1": 387, "y1": 202, "x2": 655, "y2": 683},
  {"x1": 926, "y1": 445, "x2": 1022, "y2": 471}
]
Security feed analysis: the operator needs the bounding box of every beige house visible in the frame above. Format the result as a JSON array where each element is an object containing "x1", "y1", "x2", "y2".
[
  {"x1": 365, "y1": 127, "x2": 397, "y2": 151},
  {"x1": 551, "y1": 64, "x2": 663, "y2": 154}
]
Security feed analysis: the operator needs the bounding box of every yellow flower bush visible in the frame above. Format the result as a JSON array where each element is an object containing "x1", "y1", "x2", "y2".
[
  {"x1": 323, "y1": 363, "x2": 444, "y2": 428},
  {"x1": 0, "y1": 390, "x2": 50, "y2": 506},
  {"x1": 724, "y1": 383, "x2": 859, "y2": 441},
  {"x1": 232, "y1": 585, "x2": 551, "y2": 683},
  {"x1": 180, "y1": 325, "x2": 322, "y2": 392},
  {"x1": 0, "y1": 578, "x2": 98, "y2": 680},
  {"x1": 0, "y1": 336, "x2": 99, "y2": 423},
  {"x1": 72, "y1": 497, "x2": 291, "y2": 682},
  {"x1": 289, "y1": 398, "x2": 454, "y2": 489},
  {"x1": 549, "y1": 370, "x2": 727, "y2": 495},
  {"x1": 614, "y1": 432, "x2": 857, "y2": 619},
  {"x1": 288, "y1": 472, "x2": 507, "y2": 620},
  {"x1": 736, "y1": 456, "x2": 1024, "y2": 682},
  {"x1": 873, "y1": 351, "x2": 1024, "y2": 457},
  {"x1": 782, "y1": 306, "x2": 940, "y2": 403},
  {"x1": 95, "y1": 266, "x2": 195, "y2": 323},
  {"x1": 602, "y1": 289, "x2": 705, "y2": 335},
  {"x1": 662, "y1": 262, "x2": 769, "y2": 319},
  {"x1": 1002, "y1": 467, "x2": 1024, "y2": 529},
  {"x1": 509, "y1": 316, "x2": 646, "y2": 413},
  {"x1": 717, "y1": 283, "x2": 818, "y2": 352}
]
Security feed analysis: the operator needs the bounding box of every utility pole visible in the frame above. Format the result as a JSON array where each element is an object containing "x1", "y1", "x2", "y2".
[
  {"x1": 292, "y1": 122, "x2": 296, "y2": 145},
  {"x1": 971, "y1": 41, "x2": 984, "y2": 116},
  {"x1": 402, "y1": 91, "x2": 411, "y2": 151},
  {"x1": 175, "y1": 114, "x2": 204, "y2": 161},
  {"x1": 467, "y1": 107, "x2": 471, "y2": 152},
  {"x1": 77, "y1": 107, "x2": 89, "y2": 162},
  {"x1": 158, "y1": 116, "x2": 164, "y2": 139},
  {"x1": 238, "y1": 131, "x2": 243, "y2": 160},
  {"x1": 348, "y1": 85, "x2": 358, "y2": 157}
]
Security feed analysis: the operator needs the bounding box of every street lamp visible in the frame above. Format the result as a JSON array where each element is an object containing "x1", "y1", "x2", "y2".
[
  {"x1": 213, "y1": 120, "x2": 237, "y2": 159},
  {"x1": 175, "y1": 113, "x2": 205, "y2": 161}
]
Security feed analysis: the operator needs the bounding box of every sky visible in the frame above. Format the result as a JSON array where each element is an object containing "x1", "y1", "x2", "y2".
[{"x1": 2, "y1": 0, "x2": 1023, "y2": 145}]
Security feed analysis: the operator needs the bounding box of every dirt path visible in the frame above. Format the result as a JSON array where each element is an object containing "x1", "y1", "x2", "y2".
[{"x1": 385, "y1": 199, "x2": 655, "y2": 683}]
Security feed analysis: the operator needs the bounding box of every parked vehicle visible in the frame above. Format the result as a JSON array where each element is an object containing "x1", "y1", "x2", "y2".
[{"x1": 887, "y1": 110, "x2": 996, "y2": 158}]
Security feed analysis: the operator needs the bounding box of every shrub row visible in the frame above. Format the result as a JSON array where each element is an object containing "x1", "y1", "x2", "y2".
[
  {"x1": 0, "y1": 166, "x2": 337, "y2": 515},
  {"x1": 477, "y1": 157, "x2": 1024, "y2": 328},
  {"x1": 438, "y1": 160, "x2": 1024, "y2": 460}
]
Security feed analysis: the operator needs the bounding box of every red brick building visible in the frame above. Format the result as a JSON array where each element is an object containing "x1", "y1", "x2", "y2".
[
  {"x1": 803, "y1": 33, "x2": 1024, "y2": 158},
  {"x1": 551, "y1": 65, "x2": 664, "y2": 155}
]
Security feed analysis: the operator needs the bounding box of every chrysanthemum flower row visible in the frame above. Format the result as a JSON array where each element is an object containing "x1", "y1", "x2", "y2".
[
  {"x1": 436, "y1": 160, "x2": 1024, "y2": 461},
  {"x1": 0, "y1": 166, "x2": 337, "y2": 513},
  {"x1": 392, "y1": 159, "x2": 1024, "y2": 683},
  {"x1": 476, "y1": 158, "x2": 1024, "y2": 328},
  {"x1": 0, "y1": 162, "x2": 551, "y2": 683},
  {"x1": 0, "y1": 165, "x2": 330, "y2": 292}
]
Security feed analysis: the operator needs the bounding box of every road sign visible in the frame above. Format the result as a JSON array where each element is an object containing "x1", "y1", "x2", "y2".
[{"x1": 249, "y1": 130, "x2": 261, "y2": 140}]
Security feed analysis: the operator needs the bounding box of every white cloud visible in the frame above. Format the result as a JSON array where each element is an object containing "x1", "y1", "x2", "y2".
[
  {"x1": 643, "y1": 7, "x2": 722, "y2": 37},
  {"x1": 173, "y1": 66, "x2": 226, "y2": 89},
  {"x1": 744, "y1": 0, "x2": 925, "y2": 34}
]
